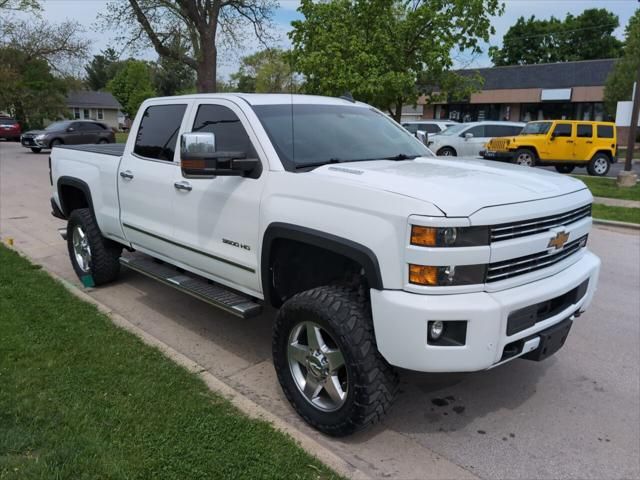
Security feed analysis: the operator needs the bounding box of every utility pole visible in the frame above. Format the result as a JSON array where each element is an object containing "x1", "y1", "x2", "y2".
[{"x1": 617, "y1": 63, "x2": 640, "y2": 187}]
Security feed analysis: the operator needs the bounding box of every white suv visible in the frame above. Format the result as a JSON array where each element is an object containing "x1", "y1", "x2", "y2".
[{"x1": 428, "y1": 121, "x2": 525, "y2": 157}]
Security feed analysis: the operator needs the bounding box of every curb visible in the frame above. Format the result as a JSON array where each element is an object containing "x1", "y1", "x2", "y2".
[
  {"x1": 593, "y1": 218, "x2": 640, "y2": 230},
  {"x1": 10, "y1": 246, "x2": 370, "y2": 480}
]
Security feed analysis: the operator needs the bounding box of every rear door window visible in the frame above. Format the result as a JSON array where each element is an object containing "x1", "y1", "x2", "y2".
[
  {"x1": 402, "y1": 123, "x2": 418, "y2": 134},
  {"x1": 486, "y1": 124, "x2": 521, "y2": 137},
  {"x1": 552, "y1": 123, "x2": 572, "y2": 137},
  {"x1": 577, "y1": 124, "x2": 593, "y2": 138},
  {"x1": 134, "y1": 104, "x2": 187, "y2": 161},
  {"x1": 423, "y1": 124, "x2": 441, "y2": 134},
  {"x1": 463, "y1": 125, "x2": 485, "y2": 138},
  {"x1": 596, "y1": 124, "x2": 614, "y2": 139}
]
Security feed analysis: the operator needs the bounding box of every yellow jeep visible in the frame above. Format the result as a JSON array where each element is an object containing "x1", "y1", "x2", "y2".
[{"x1": 482, "y1": 120, "x2": 617, "y2": 176}]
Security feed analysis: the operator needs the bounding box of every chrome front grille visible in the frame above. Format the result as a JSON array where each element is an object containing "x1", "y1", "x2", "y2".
[
  {"x1": 490, "y1": 204, "x2": 591, "y2": 242},
  {"x1": 487, "y1": 235, "x2": 587, "y2": 282}
]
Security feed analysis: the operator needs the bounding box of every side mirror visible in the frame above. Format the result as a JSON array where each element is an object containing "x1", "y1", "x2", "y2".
[
  {"x1": 464, "y1": 132, "x2": 473, "y2": 139},
  {"x1": 180, "y1": 132, "x2": 259, "y2": 178},
  {"x1": 67, "y1": 127, "x2": 75, "y2": 132}
]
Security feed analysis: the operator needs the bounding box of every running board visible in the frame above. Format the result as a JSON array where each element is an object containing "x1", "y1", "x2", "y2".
[{"x1": 119, "y1": 255, "x2": 262, "y2": 319}]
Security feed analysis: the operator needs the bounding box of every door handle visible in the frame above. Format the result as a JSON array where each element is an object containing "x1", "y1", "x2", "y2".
[
  {"x1": 120, "y1": 170, "x2": 134, "y2": 180},
  {"x1": 586, "y1": 141, "x2": 593, "y2": 144},
  {"x1": 566, "y1": 140, "x2": 574, "y2": 144},
  {"x1": 174, "y1": 180, "x2": 192, "y2": 192}
]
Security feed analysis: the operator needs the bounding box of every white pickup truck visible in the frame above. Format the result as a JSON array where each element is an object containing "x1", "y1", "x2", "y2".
[{"x1": 50, "y1": 93, "x2": 600, "y2": 436}]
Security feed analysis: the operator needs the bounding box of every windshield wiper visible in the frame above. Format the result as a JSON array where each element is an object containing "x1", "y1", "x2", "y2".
[
  {"x1": 381, "y1": 154, "x2": 420, "y2": 161},
  {"x1": 295, "y1": 158, "x2": 344, "y2": 169}
]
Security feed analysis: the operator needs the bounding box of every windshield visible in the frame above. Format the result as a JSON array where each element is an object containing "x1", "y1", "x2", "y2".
[
  {"x1": 45, "y1": 121, "x2": 72, "y2": 131},
  {"x1": 252, "y1": 104, "x2": 433, "y2": 169},
  {"x1": 521, "y1": 122, "x2": 552, "y2": 135},
  {"x1": 436, "y1": 124, "x2": 468, "y2": 136}
]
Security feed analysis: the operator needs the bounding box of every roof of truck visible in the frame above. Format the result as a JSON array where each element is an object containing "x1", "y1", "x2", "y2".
[{"x1": 149, "y1": 93, "x2": 369, "y2": 107}]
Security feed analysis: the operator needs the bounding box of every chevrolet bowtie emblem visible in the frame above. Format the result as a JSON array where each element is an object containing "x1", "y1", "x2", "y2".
[{"x1": 548, "y1": 231, "x2": 569, "y2": 250}]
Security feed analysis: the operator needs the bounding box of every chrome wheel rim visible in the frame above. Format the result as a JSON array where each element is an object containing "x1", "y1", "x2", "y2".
[
  {"x1": 516, "y1": 153, "x2": 533, "y2": 166},
  {"x1": 287, "y1": 321, "x2": 348, "y2": 412},
  {"x1": 72, "y1": 225, "x2": 91, "y2": 273},
  {"x1": 594, "y1": 157, "x2": 608, "y2": 175}
]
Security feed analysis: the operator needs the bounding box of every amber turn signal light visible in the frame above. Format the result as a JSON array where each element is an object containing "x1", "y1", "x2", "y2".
[
  {"x1": 410, "y1": 226, "x2": 437, "y2": 246},
  {"x1": 409, "y1": 264, "x2": 438, "y2": 286}
]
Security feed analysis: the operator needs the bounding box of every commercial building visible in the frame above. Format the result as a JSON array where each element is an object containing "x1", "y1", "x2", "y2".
[{"x1": 418, "y1": 59, "x2": 616, "y2": 125}]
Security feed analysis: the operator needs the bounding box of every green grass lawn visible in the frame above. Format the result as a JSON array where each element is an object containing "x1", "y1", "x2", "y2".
[
  {"x1": 115, "y1": 132, "x2": 129, "y2": 143},
  {"x1": 0, "y1": 246, "x2": 339, "y2": 480},
  {"x1": 592, "y1": 204, "x2": 640, "y2": 224},
  {"x1": 572, "y1": 175, "x2": 640, "y2": 201}
]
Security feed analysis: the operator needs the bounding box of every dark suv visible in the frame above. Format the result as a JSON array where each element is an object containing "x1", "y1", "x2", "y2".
[{"x1": 21, "y1": 120, "x2": 115, "y2": 153}]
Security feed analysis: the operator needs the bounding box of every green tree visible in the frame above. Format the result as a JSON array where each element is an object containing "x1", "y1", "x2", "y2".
[
  {"x1": 230, "y1": 48, "x2": 296, "y2": 93},
  {"x1": 490, "y1": 9, "x2": 623, "y2": 66},
  {"x1": 0, "y1": 0, "x2": 40, "y2": 11},
  {"x1": 604, "y1": 9, "x2": 640, "y2": 114},
  {"x1": 290, "y1": 0, "x2": 501, "y2": 121},
  {"x1": 0, "y1": 47, "x2": 68, "y2": 129},
  {"x1": 85, "y1": 48, "x2": 124, "y2": 91},
  {"x1": 107, "y1": 60, "x2": 156, "y2": 117}
]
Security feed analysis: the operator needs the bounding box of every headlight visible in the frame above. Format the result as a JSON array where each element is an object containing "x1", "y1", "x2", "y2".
[
  {"x1": 410, "y1": 226, "x2": 489, "y2": 247},
  {"x1": 409, "y1": 264, "x2": 486, "y2": 286},
  {"x1": 35, "y1": 134, "x2": 46, "y2": 140}
]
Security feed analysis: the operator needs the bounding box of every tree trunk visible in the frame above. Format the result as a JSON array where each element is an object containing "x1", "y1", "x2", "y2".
[
  {"x1": 196, "y1": 42, "x2": 217, "y2": 93},
  {"x1": 392, "y1": 99, "x2": 403, "y2": 122}
]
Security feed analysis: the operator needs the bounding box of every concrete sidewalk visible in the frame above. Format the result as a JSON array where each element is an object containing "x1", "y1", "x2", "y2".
[{"x1": 593, "y1": 196, "x2": 640, "y2": 208}]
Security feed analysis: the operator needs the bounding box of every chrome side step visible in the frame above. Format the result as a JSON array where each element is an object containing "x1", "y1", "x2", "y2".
[{"x1": 120, "y1": 255, "x2": 262, "y2": 319}]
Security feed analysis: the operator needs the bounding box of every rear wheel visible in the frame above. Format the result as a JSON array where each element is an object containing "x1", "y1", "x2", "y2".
[
  {"x1": 30, "y1": 147, "x2": 42, "y2": 153},
  {"x1": 587, "y1": 153, "x2": 610, "y2": 176},
  {"x1": 67, "y1": 208, "x2": 122, "y2": 286},
  {"x1": 555, "y1": 165, "x2": 575, "y2": 174},
  {"x1": 273, "y1": 285, "x2": 398, "y2": 436},
  {"x1": 513, "y1": 148, "x2": 536, "y2": 167},
  {"x1": 98, "y1": 138, "x2": 109, "y2": 144},
  {"x1": 437, "y1": 147, "x2": 456, "y2": 157}
]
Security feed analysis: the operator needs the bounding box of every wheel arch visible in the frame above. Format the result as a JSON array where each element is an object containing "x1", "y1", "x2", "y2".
[
  {"x1": 57, "y1": 176, "x2": 94, "y2": 217},
  {"x1": 261, "y1": 223, "x2": 383, "y2": 307},
  {"x1": 513, "y1": 145, "x2": 539, "y2": 158}
]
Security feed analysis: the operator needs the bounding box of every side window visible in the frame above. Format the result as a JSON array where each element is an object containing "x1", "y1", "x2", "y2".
[
  {"x1": 577, "y1": 124, "x2": 593, "y2": 138},
  {"x1": 486, "y1": 125, "x2": 517, "y2": 137},
  {"x1": 596, "y1": 124, "x2": 614, "y2": 139},
  {"x1": 192, "y1": 104, "x2": 256, "y2": 156},
  {"x1": 424, "y1": 124, "x2": 441, "y2": 134},
  {"x1": 510, "y1": 126, "x2": 524, "y2": 135},
  {"x1": 552, "y1": 123, "x2": 572, "y2": 137},
  {"x1": 134, "y1": 104, "x2": 187, "y2": 161},
  {"x1": 78, "y1": 123, "x2": 97, "y2": 131},
  {"x1": 403, "y1": 123, "x2": 418, "y2": 134},
  {"x1": 463, "y1": 125, "x2": 485, "y2": 138}
]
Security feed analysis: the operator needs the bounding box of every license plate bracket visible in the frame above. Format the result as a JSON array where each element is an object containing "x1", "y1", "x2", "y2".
[{"x1": 522, "y1": 318, "x2": 573, "y2": 362}]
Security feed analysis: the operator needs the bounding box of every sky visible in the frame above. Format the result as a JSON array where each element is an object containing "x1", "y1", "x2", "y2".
[{"x1": 22, "y1": 0, "x2": 640, "y2": 78}]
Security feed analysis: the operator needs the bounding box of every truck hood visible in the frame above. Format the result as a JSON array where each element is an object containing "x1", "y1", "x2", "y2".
[{"x1": 311, "y1": 157, "x2": 587, "y2": 217}]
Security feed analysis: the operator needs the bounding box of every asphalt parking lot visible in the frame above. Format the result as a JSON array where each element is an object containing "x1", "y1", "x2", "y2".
[{"x1": 1, "y1": 141, "x2": 639, "y2": 480}]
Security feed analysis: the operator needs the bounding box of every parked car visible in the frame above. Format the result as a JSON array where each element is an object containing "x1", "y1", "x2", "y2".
[
  {"x1": 481, "y1": 120, "x2": 617, "y2": 176},
  {"x1": 0, "y1": 117, "x2": 22, "y2": 141},
  {"x1": 50, "y1": 94, "x2": 599, "y2": 436},
  {"x1": 428, "y1": 121, "x2": 525, "y2": 157},
  {"x1": 402, "y1": 120, "x2": 456, "y2": 136},
  {"x1": 21, "y1": 120, "x2": 115, "y2": 153}
]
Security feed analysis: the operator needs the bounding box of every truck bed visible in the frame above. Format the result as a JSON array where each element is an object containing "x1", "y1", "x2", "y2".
[{"x1": 55, "y1": 143, "x2": 126, "y2": 157}]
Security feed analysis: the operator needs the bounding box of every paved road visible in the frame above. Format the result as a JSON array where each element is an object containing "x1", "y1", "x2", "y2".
[{"x1": 1, "y1": 142, "x2": 639, "y2": 480}]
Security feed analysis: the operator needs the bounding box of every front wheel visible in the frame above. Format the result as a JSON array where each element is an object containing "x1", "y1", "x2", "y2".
[
  {"x1": 30, "y1": 147, "x2": 42, "y2": 153},
  {"x1": 67, "y1": 208, "x2": 122, "y2": 286},
  {"x1": 273, "y1": 285, "x2": 398, "y2": 436},
  {"x1": 587, "y1": 153, "x2": 610, "y2": 176},
  {"x1": 555, "y1": 165, "x2": 575, "y2": 174},
  {"x1": 513, "y1": 148, "x2": 536, "y2": 167}
]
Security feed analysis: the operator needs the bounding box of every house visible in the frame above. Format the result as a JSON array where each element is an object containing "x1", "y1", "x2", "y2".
[{"x1": 66, "y1": 91, "x2": 123, "y2": 129}]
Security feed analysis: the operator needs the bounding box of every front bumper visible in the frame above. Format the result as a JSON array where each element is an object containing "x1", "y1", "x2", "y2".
[
  {"x1": 371, "y1": 250, "x2": 600, "y2": 372},
  {"x1": 21, "y1": 136, "x2": 47, "y2": 148},
  {"x1": 480, "y1": 150, "x2": 514, "y2": 161}
]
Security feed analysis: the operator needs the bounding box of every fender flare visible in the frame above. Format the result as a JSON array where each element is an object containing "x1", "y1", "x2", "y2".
[
  {"x1": 261, "y1": 223, "x2": 384, "y2": 304},
  {"x1": 56, "y1": 176, "x2": 94, "y2": 217}
]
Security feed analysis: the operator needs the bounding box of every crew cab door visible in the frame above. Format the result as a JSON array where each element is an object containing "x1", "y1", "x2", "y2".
[
  {"x1": 118, "y1": 102, "x2": 189, "y2": 257},
  {"x1": 170, "y1": 100, "x2": 265, "y2": 295}
]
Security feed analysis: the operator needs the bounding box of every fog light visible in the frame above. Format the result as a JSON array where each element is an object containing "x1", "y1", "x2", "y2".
[{"x1": 429, "y1": 321, "x2": 444, "y2": 340}]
